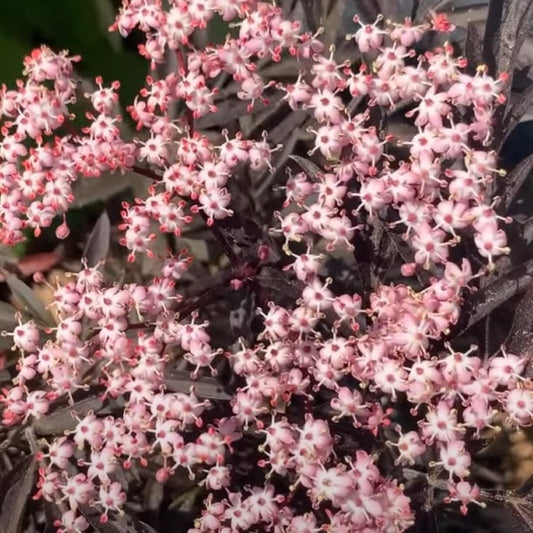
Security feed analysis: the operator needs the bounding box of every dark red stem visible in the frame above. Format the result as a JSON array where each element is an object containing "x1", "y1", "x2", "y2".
[{"x1": 175, "y1": 47, "x2": 195, "y2": 132}]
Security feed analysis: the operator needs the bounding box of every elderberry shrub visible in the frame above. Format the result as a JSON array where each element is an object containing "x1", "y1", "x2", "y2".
[{"x1": 0, "y1": 2, "x2": 527, "y2": 532}]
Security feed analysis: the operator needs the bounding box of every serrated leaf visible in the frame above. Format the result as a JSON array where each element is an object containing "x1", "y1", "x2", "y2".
[
  {"x1": 486, "y1": 492, "x2": 533, "y2": 533},
  {"x1": 506, "y1": 502, "x2": 533, "y2": 532},
  {"x1": 6, "y1": 275, "x2": 55, "y2": 327},
  {"x1": 483, "y1": 477, "x2": 533, "y2": 530},
  {"x1": 289, "y1": 155, "x2": 323, "y2": 180},
  {"x1": 83, "y1": 211, "x2": 111, "y2": 268},
  {"x1": 0, "y1": 456, "x2": 37, "y2": 533},
  {"x1": 34, "y1": 396, "x2": 103, "y2": 436}
]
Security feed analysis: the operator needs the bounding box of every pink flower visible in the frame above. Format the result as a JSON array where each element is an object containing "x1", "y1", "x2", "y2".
[
  {"x1": 437, "y1": 440, "x2": 471, "y2": 478},
  {"x1": 445, "y1": 481, "x2": 485, "y2": 515},
  {"x1": 352, "y1": 15, "x2": 384, "y2": 53}
]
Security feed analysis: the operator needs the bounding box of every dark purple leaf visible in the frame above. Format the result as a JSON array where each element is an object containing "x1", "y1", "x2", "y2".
[
  {"x1": 6, "y1": 275, "x2": 55, "y2": 327},
  {"x1": 504, "y1": 283, "x2": 533, "y2": 363},
  {"x1": 255, "y1": 127, "x2": 300, "y2": 204},
  {"x1": 196, "y1": 98, "x2": 261, "y2": 129},
  {"x1": 521, "y1": 217, "x2": 533, "y2": 244},
  {"x1": 322, "y1": 0, "x2": 346, "y2": 47},
  {"x1": 0, "y1": 302, "x2": 19, "y2": 330},
  {"x1": 462, "y1": 259, "x2": 533, "y2": 332},
  {"x1": 80, "y1": 505, "x2": 157, "y2": 533},
  {"x1": 375, "y1": 1, "x2": 412, "y2": 21},
  {"x1": 354, "y1": 0, "x2": 382, "y2": 22},
  {"x1": 409, "y1": 510, "x2": 440, "y2": 533},
  {"x1": 33, "y1": 396, "x2": 104, "y2": 436},
  {"x1": 244, "y1": 95, "x2": 285, "y2": 138},
  {"x1": 496, "y1": 2, "x2": 533, "y2": 77},
  {"x1": 0, "y1": 456, "x2": 37, "y2": 533},
  {"x1": 482, "y1": 476, "x2": 533, "y2": 531},
  {"x1": 500, "y1": 153, "x2": 533, "y2": 212},
  {"x1": 412, "y1": 0, "x2": 449, "y2": 23},
  {"x1": 83, "y1": 211, "x2": 111, "y2": 268},
  {"x1": 268, "y1": 110, "x2": 307, "y2": 145},
  {"x1": 300, "y1": 0, "x2": 319, "y2": 32},
  {"x1": 165, "y1": 370, "x2": 231, "y2": 400},
  {"x1": 229, "y1": 286, "x2": 256, "y2": 341},
  {"x1": 71, "y1": 173, "x2": 135, "y2": 209},
  {"x1": 506, "y1": 501, "x2": 533, "y2": 532},
  {"x1": 210, "y1": 213, "x2": 280, "y2": 266},
  {"x1": 465, "y1": 21, "x2": 484, "y2": 71},
  {"x1": 257, "y1": 266, "x2": 305, "y2": 307},
  {"x1": 375, "y1": 219, "x2": 431, "y2": 287},
  {"x1": 504, "y1": 84, "x2": 533, "y2": 139},
  {"x1": 517, "y1": 474, "x2": 533, "y2": 499},
  {"x1": 484, "y1": 1, "x2": 533, "y2": 146},
  {"x1": 289, "y1": 155, "x2": 323, "y2": 180}
]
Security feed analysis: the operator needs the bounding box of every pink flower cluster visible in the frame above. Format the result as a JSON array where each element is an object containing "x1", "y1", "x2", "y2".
[
  {"x1": 0, "y1": 48, "x2": 137, "y2": 244},
  {"x1": 277, "y1": 37, "x2": 510, "y2": 267},
  {"x1": 0, "y1": 1, "x2": 527, "y2": 532}
]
